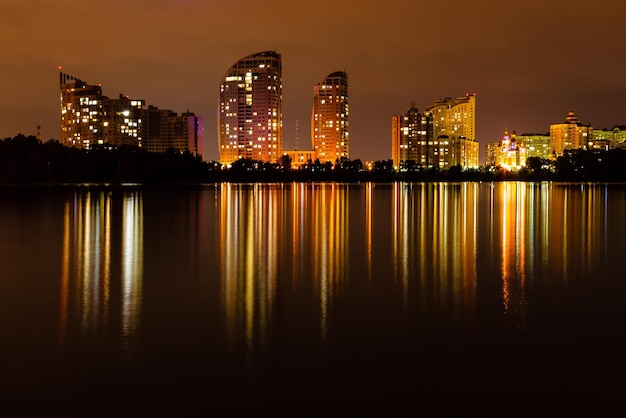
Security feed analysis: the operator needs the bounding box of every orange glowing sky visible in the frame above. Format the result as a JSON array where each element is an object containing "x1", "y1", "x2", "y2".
[{"x1": 1, "y1": 0, "x2": 625, "y2": 162}]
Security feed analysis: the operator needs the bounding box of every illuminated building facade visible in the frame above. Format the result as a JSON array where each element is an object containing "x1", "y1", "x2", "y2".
[
  {"x1": 549, "y1": 111, "x2": 592, "y2": 158},
  {"x1": 102, "y1": 95, "x2": 145, "y2": 147},
  {"x1": 311, "y1": 71, "x2": 349, "y2": 163},
  {"x1": 60, "y1": 72, "x2": 105, "y2": 148},
  {"x1": 516, "y1": 133, "x2": 550, "y2": 159},
  {"x1": 494, "y1": 129, "x2": 526, "y2": 170},
  {"x1": 593, "y1": 126, "x2": 626, "y2": 145},
  {"x1": 449, "y1": 136, "x2": 479, "y2": 168},
  {"x1": 218, "y1": 51, "x2": 283, "y2": 165},
  {"x1": 424, "y1": 93, "x2": 479, "y2": 169},
  {"x1": 485, "y1": 142, "x2": 499, "y2": 166},
  {"x1": 283, "y1": 150, "x2": 316, "y2": 168},
  {"x1": 426, "y1": 94, "x2": 476, "y2": 142},
  {"x1": 391, "y1": 104, "x2": 433, "y2": 169},
  {"x1": 60, "y1": 71, "x2": 203, "y2": 157}
]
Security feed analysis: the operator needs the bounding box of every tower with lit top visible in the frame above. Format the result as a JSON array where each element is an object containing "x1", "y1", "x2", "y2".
[
  {"x1": 218, "y1": 51, "x2": 283, "y2": 165},
  {"x1": 311, "y1": 71, "x2": 349, "y2": 163}
]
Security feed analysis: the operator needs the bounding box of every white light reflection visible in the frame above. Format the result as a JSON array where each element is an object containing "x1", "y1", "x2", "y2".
[{"x1": 121, "y1": 191, "x2": 143, "y2": 358}]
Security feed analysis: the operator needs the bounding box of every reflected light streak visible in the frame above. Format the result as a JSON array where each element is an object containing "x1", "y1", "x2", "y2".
[
  {"x1": 58, "y1": 191, "x2": 115, "y2": 351},
  {"x1": 311, "y1": 184, "x2": 349, "y2": 352},
  {"x1": 58, "y1": 201, "x2": 71, "y2": 348},
  {"x1": 121, "y1": 192, "x2": 143, "y2": 357},
  {"x1": 219, "y1": 184, "x2": 280, "y2": 367},
  {"x1": 366, "y1": 182, "x2": 373, "y2": 284},
  {"x1": 391, "y1": 183, "x2": 478, "y2": 322}
]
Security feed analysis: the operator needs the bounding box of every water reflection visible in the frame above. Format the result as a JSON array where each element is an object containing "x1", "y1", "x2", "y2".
[
  {"x1": 3, "y1": 181, "x2": 626, "y2": 413},
  {"x1": 58, "y1": 189, "x2": 143, "y2": 358},
  {"x1": 219, "y1": 184, "x2": 281, "y2": 365},
  {"x1": 45, "y1": 182, "x2": 626, "y2": 380},
  {"x1": 391, "y1": 183, "x2": 478, "y2": 323},
  {"x1": 121, "y1": 192, "x2": 143, "y2": 356},
  {"x1": 484, "y1": 182, "x2": 617, "y2": 328}
]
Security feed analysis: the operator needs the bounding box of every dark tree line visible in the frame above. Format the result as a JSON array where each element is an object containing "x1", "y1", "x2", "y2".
[
  {"x1": 0, "y1": 134, "x2": 216, "y2": 183},
  {"x1": 3, "y1": 134, "x2": 626, "y2": 183}
]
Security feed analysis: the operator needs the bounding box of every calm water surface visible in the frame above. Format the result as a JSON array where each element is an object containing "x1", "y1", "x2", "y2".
[{"x1": 1, "y1": 182, "x2": 625, "y2": 415}]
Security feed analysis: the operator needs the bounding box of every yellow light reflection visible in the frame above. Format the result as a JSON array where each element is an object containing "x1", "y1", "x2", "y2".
[
  {"x1": 391, "y1": 183, "x2": 478, "y2": 324},
  {"x1": 57, "y1": 189, "x2": 142, "y2": 358},
  {"x1": 220, "y1": 183, "x2": 281, "y2": 366}
]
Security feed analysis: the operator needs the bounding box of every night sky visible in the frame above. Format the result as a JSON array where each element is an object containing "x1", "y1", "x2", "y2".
[{"x1": 1, "y1": 0, "x2": 625, "y2": 163}]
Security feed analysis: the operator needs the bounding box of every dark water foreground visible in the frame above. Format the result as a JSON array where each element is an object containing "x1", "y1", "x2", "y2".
[{"x1": 1, "y1": 182, "x2": 624, "y2": 416}]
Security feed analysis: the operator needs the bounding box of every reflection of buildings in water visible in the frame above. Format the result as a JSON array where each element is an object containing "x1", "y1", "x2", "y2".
[
  {"x1": 219, "y1": 183, "x2": 349, "y2": 363},
  {"x1": 365, "y1": 182, "x2": 373, "y2": 283},
  {"x1": 59, "y1": 191, "x2": 112, "y2": 347},
  {"x1": 121, "y1": 192, "x2": 143, "y2": 356},
  {"x1": 219, "y1": 184, "x2": 282, "y2": 365},
  {"x1": 495, "y1": 183, "x2": 609, "y2": 326},
  {"x1": 58, "y1": 190, "x2": 143, "y2": 357},
  {"x1": 392, "y1": 183, "x2": 477, "y2": 321},
  {"x1": 555, "y1": 184, "x2": 605, "y2": 281},
  {"x1": 310, "y1": 184, "x2": 348, "y2": 348},
  {"x1": 498, "y1": 183, "x2": 528, "y2": 328}
]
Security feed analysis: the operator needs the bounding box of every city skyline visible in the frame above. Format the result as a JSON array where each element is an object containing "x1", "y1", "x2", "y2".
[{"x1": 2, "y1": 0, "x2": 625, "y2": 163}]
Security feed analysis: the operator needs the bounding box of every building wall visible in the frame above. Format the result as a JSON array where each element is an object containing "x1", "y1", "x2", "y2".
[
  {"x1": 391, "y1": 115, "x2": 403, "y2": 169},
  {"x1": 283, "y1": 150, "x2": 316, "y2": 168},
  {"x1": 516, "y1": 133, "x2": 550, "y2": 159},
  {"x1": 450, "y1": 137, "x2": 479, "y2": 168},
  {"x1": 485, "y1": 142, "x2": 498, "y2": 166},
  {"x1": 102, "y1": 95, "x2": 144, "y2": 147},
  {"x1": 391, "y1": 105, "x2": 436, "y2": 169},
  {"x1": 593, "y1": 126, "x2": 626, "y2": 144}
]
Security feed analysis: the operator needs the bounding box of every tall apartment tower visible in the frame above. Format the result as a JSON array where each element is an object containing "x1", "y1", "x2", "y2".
[
  {"x1": 424, "y1": 93, "x2": 479, "y2": 168},
  {"x1": 60, "y1": 71, "x2": 203, "y2": 158},
  {"x1": 549, "y1": 111, "x2": 592, "y2": 158},
  {"x1": 311, "y1": 71, "x2": 349, "y2": 163},
  {"x1": 60, "y1": 72, "x2": 105, "y2": 148},
  {"x1": 218, "y1": 51, "x2": 283, "y2": 165},
  {"x1": 426, "y1": 94, "x2": 476, "y2": 141},
  {"x1": 141, "y1": 106, "x2": 204, "y2": 156},
  {"x1": 102, "y1": 94, "x2": 145, "y2": 147},
  {"x1": 391, "y1": 104, "x2": 433, "y2": 169}
]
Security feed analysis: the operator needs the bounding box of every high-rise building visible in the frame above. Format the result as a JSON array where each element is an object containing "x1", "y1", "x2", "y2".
[
  {"x1": 218, "y1": 51, "x2": 283, "y2": 165},
  {"x1": 141, "y1": 106, "x2": 204, "y2": 156},
  {"x1": 311, "y1": 71, "x2": 349, "y2": 163},
  {"x1": 391, "y1": 104, "x2": 433, "y2": 169},
  {"x1": 102, "y1": 94, "x2": 145, "y2": 147},
  {"x1": 60, "y1": 71, "x2": 203, "y2": 157},
  {"x1": 60, "y1": 72, "x2": 105, "y2": 148},
  {"x1": 426, "y1": 94, "x2": 476, "y2": 142},
  {"x1": 423, "y1": 94, "x2": 479, "y2": 169},
  {"x1": 549, "y1": 111, "x2": 592, "y2": 158}
]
